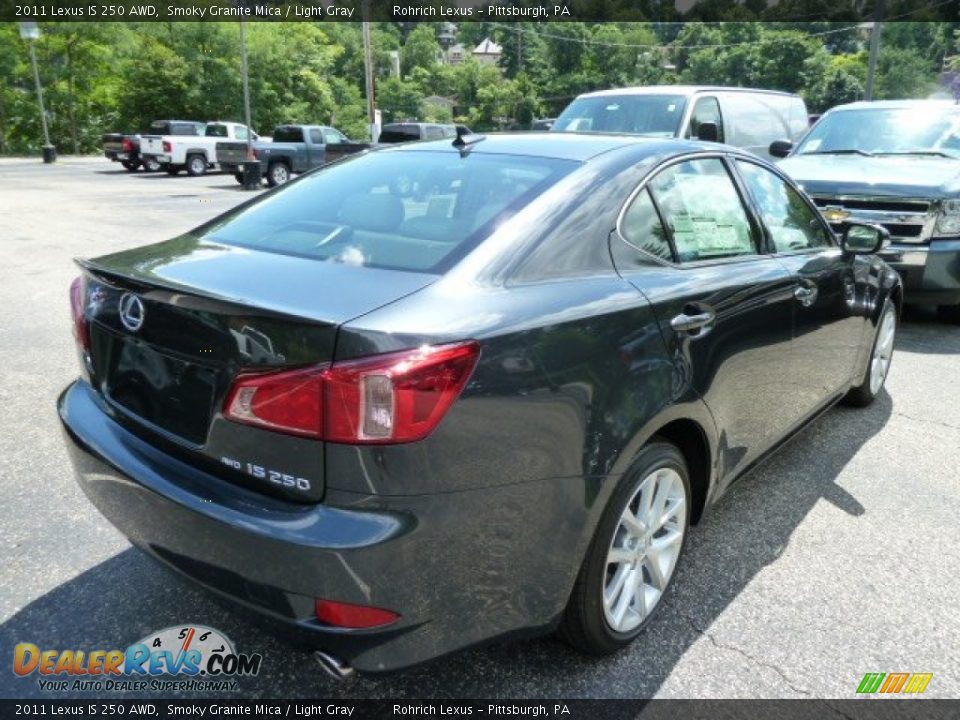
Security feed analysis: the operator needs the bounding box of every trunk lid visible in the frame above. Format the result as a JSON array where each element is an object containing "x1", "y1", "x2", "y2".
[{"x1": 79, "y1": 237, "x2": 434, "y2": 502}]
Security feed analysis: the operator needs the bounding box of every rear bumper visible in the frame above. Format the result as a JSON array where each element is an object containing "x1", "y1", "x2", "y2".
[
  {"x1": 879, "y1": 239, "x2": 960, "y2": 305},
  {"x1": 58, "y1": 380, "x2": 592, "y2": 672}
]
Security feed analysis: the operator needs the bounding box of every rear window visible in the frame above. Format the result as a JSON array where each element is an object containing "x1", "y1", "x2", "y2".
[
  {"x1": 379, "y1": 126, "x2": 421, "y2": 143},
  {"x1": 273, "y1": 127, "x2": 305, "y2": 143},
  {"x1": 202, "y1": 150, "x2": 579, "y2": 273}
]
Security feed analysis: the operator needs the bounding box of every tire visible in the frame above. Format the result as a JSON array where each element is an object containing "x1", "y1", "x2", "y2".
[
  {"x1": 164, "y1": 165, "x2": 180, "y2": 176},
  {"x1": 234, "y1": 172, "x2": 244, "y2": 184},
  {"x1": 844, "y1": 298, "x2": 897, "y2": 407},
  {"x1": 186, "y1": 154, "x2": 207, "y2": 177},
  {"x1": 266, "y1": 161, "x2": 290, "y2": 187},
  {"x1": 142, "y1": 157, "x2": 161, "y2": 173},
  {"x1": 937, "y1": 303, "x2": 960, "y2": 324},
  {"x1": 560, "y1": 441, "x2": 691, "y2": 655},
  {"x1": 121, "y1": 160, "x2": 139, "y2": 172}
]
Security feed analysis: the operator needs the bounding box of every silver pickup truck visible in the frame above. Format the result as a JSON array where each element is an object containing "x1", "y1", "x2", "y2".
[{"x1": 217, "y1": 124, "x2": 369, "y2": 186}]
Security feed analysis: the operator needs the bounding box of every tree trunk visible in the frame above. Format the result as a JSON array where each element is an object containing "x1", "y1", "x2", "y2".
[{"x1": 67, "y1": 38, "x2": 79, "y2": 155}]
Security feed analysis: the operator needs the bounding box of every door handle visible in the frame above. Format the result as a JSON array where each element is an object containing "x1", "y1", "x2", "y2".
[{"x1": 671, "y1": 309, "x2": 716, "y2": 335}]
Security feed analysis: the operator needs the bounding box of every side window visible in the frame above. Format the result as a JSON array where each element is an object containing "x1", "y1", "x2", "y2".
[
  {"x1": 310, "y1": 129, "x2": 324, "y2": 144},
  {"x1": 620, "y1": 188, "x2": 674, "y2": 262},
  {"x1": 423, "y1": 125, "x2": 444, "y2": 140},
  {"x1": 687, "y1": 97, "x2": 724, "y2": 142},
  {"x1": 736, "y1": 160, "x2": 832, "y2": 252},
  {"x1": 322, "y1": 129, "x2": 344, "y2": 144},
  {"x1": 648, "y1": 158, "x2": 757, "y2": 262},
  {"x1": 235, "y1": 126, "x2": 248, "y2": 141}
]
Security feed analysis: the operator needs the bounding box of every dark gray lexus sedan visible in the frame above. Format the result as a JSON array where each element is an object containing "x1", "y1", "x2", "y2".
[{"x1": 60, "y1": 133, "x2": 901, "y2": 674}]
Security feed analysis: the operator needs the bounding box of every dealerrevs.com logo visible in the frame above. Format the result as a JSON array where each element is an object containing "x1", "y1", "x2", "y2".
[{"x1": 13, "y1": 625, "x2": 263, "y2": 693}]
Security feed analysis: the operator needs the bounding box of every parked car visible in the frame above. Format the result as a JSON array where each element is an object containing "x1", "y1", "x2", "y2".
[
  {"x1": 140, "y1": 121, "x2": 259, "y2": 177},
  {"x1": 101, "y1": 132, "x2": 161, "y2": 172},
  {"x1": 377, "y1": 122, "x2": 472, "y2": 143},
  {"x1": 530, "y1": 118, "x2": 556, "y2": 131},
  {"x1": 60, "y1": 134, "x2": 900, "y2": 675},
  {"x1": 218, "y1": 124, "x2": 370, "y2": 187},
  {"x1": 552, "y1": 85, "x2": 809, "y2": 159},
  {"x1": 775, "y1": 100, "x2": 960, "y2": 323}
]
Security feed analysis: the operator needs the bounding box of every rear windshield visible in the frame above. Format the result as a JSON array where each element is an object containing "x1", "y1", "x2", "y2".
[
  {"x1": 201, "y1": 150, "x2": 579, "y2": 273},
  {"x1": 553, "y1": 95, "x2": 687, "y2": 136},
  {"x1": 273, "y1": 127, "x2": 305, "y2": 143},
  {"x1": 379, "y1": 126, "x2": 421, "y2": 143}
]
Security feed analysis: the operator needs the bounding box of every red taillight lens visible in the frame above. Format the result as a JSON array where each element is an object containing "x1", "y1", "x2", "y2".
[
  {"x1": 162, "y1": 140, "x2": 172, "y2": 153},
  {"x1": 223, "y1": 365, "x2": 325, "y2": 438},
  {"x1": 122, "y1": 138, "x2": 134, "y2": 152},
  {"x1": 69, "y1": 275, "x2": 90, "y2": 352},
  {"x1": 314, "y1": 599, "x2": 400, "y2": 629},
  {"x1": 222, "y1": 341, "x2": 480, "y2": 444}
]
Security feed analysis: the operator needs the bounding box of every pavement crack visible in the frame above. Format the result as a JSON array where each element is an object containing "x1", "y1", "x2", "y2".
[
  {"x1": 891, "y1": 410, "x2": 960, "y2": 433},
  {"x1": 676, "y1": 608, "x2": 813, "y2": 697}
]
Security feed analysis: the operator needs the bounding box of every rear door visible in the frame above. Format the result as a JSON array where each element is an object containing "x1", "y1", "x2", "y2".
[
  {"x1": 733, "y1": 157, "x2": 867, "y2": 416},
  {"x1": 614, "y1": 155, "x2": 797, "y2": 482}
]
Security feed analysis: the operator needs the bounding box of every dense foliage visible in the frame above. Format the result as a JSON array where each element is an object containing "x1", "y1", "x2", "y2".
[{"x1": 0, "y1": 20, "x2": 956, "y2": 154}]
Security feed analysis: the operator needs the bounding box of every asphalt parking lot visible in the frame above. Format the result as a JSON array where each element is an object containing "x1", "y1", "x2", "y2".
[{"x1": 1, "y1": 156, "x2": 959, "y2": 701}]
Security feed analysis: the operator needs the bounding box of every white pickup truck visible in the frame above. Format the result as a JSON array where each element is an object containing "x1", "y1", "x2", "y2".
[{"x1": 140, "y1": 121, "x2": 261, "y2": 176}]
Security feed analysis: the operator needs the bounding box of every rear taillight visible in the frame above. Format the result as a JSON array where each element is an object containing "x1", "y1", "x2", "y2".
[
  {"x1": 315, "y1": 599, "x2": 400, "y2": 629},
  {"x1": 162, "y1": 140, "x2": 172, "y2": 153},
  {"x1": 223, "y1": 341, "x2": 480, "y2": 444},
  {"x1": 69, "y1": 275, "x2": 90, "y2": 352},
  {"x1": 122, "y1": 138, "x2": 134, "y2": 153}
]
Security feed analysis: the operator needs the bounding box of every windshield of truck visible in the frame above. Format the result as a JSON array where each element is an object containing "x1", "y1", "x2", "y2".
[
  {"x1": 795, "y1": 106, "x2": 960, "y2": 158},
  {"x1": 273, "y1": 127, "x2": 305, "y2": 143},
  {"x1": 552, "y1": 94, "x2": 687, "y2": 136}
]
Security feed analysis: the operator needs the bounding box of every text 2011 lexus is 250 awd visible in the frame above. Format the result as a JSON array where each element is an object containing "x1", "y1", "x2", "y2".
[{"x1": 60, "y1": 133, "x2": 901, "y2": 674}]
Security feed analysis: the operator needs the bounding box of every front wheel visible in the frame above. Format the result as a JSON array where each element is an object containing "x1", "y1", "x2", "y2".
[
  {"x1": 560, "y1": 441, "x2": 690, "y2": 655},
  {"x1": 844, "y1": 298, "x2": 897, "y2": 407}
]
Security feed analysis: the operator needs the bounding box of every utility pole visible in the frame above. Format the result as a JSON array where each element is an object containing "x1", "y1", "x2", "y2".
[
  {"x1": 362, "y1": 15, "x2": 377, "y2": 142},
  {"x1": 865, "y1": 0, "x2": 885, "y2": 101},
  {"x1": 18, "y1": 22, "x2": 55, "y2": 163},
  {"x1": 238, "y1": 19, "x2": 260, "y2": 189}
]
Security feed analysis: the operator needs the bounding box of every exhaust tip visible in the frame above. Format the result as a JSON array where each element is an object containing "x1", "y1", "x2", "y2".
[{"x1": 314, "y1": 650, "x2": 355, "y2": 680}]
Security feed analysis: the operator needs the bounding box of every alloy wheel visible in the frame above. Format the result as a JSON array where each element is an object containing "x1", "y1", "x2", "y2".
[
  {"x1": 603, "y1": 467, "x2": 687, "y2": 633},
  {"x1": 869, "y1": 307, "x2": 896, "y2": 395}
]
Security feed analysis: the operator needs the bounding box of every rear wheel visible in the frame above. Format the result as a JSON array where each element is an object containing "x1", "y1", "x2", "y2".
[
  {"x1": 234, "y1": 172, "x2": 244, "y2": 184},
  {"x1": 186, "y1": 154, "x2": 207, "y2": 177},
  {"x1": 266, "y1": 161, "x2": 290, "y2": 187},
  {"x1": 560, "y1": 441, "x2": 690, "y2": 655},
  {"x1": 121, "y1": 160, "x2": 139, "y2": 172},
  {"x1": 844, "y1": 299, "x2": 896, "y2": 407},
  {"x1": 937, "y1": 303, "x2": 960, "y2": 324},
  {"x1": 142, "y1": 157, "x2": 161, "y2": 173}
]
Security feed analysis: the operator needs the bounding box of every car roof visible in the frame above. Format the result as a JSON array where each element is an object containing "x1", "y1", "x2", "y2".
[
  {"x1": 829, "y1": 99, "x2": 960, "y2": 112},
  {"x1": 576, "y1": 85, "x2": 797, "y2": 99},
  {"x1": 385, "y1": 131, "x2": 713, "y2": 163}
]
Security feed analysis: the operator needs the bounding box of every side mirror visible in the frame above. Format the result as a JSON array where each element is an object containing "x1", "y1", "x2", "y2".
[
  {"x1": 842, "y1": 222, "x2": 889, "y2": 255},
  {"x1": 696, "y1": 121, "x2": 719, "y2": 143},
  {"x1": 769, "y1": 140, "x2": 793, "y2": 158}
]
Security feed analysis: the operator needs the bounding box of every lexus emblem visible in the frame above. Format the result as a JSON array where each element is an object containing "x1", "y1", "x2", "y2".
[{"x1": 118, "y1": 293, "x2": 145, "y2": 332}]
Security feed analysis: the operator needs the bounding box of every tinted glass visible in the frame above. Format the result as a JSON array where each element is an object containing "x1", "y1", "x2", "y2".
[
  {"x1": 273, "y1": 127, "x2": 305, "y2": 143},
  {"x1": 648, "y1": 158, "x2": 756, "y2": 262},
  {"x1": 736, "y1": 161, "x2": 832, "y2": 252},
  {"x1": 794, "y1": 107, "x2": 960, "y2": 157},
  {"x1": 687, "y1": 97, "x2": 724, "y2": 142},
  {"x1": 620, "y1": 188, "x2": 673, "y2": 261},
  {"x1": 379, "y1": 126, "x2": 421, "y2": 143},
  {"x1": 205, "y1": 124, "x2": 228, "y2": 137},
  {"x1": 553, "y1": 95, "x2": 687, "y2": 136},
  {"x1": 202, "y1": 151, "x2": 578, "y2": 273},
  {"x1": 309, "y1": 129, "x2": 323, "y2": 144}
]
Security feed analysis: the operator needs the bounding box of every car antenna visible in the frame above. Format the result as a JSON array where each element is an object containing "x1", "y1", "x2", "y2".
[{"x1": 452, "y1": 127, "x2": 486, "y2": 155}]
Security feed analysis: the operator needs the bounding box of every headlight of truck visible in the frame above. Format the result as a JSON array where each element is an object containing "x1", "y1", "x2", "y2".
[{"x1": 936, "y1": 199, "x2": 960, "y2": 235}]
